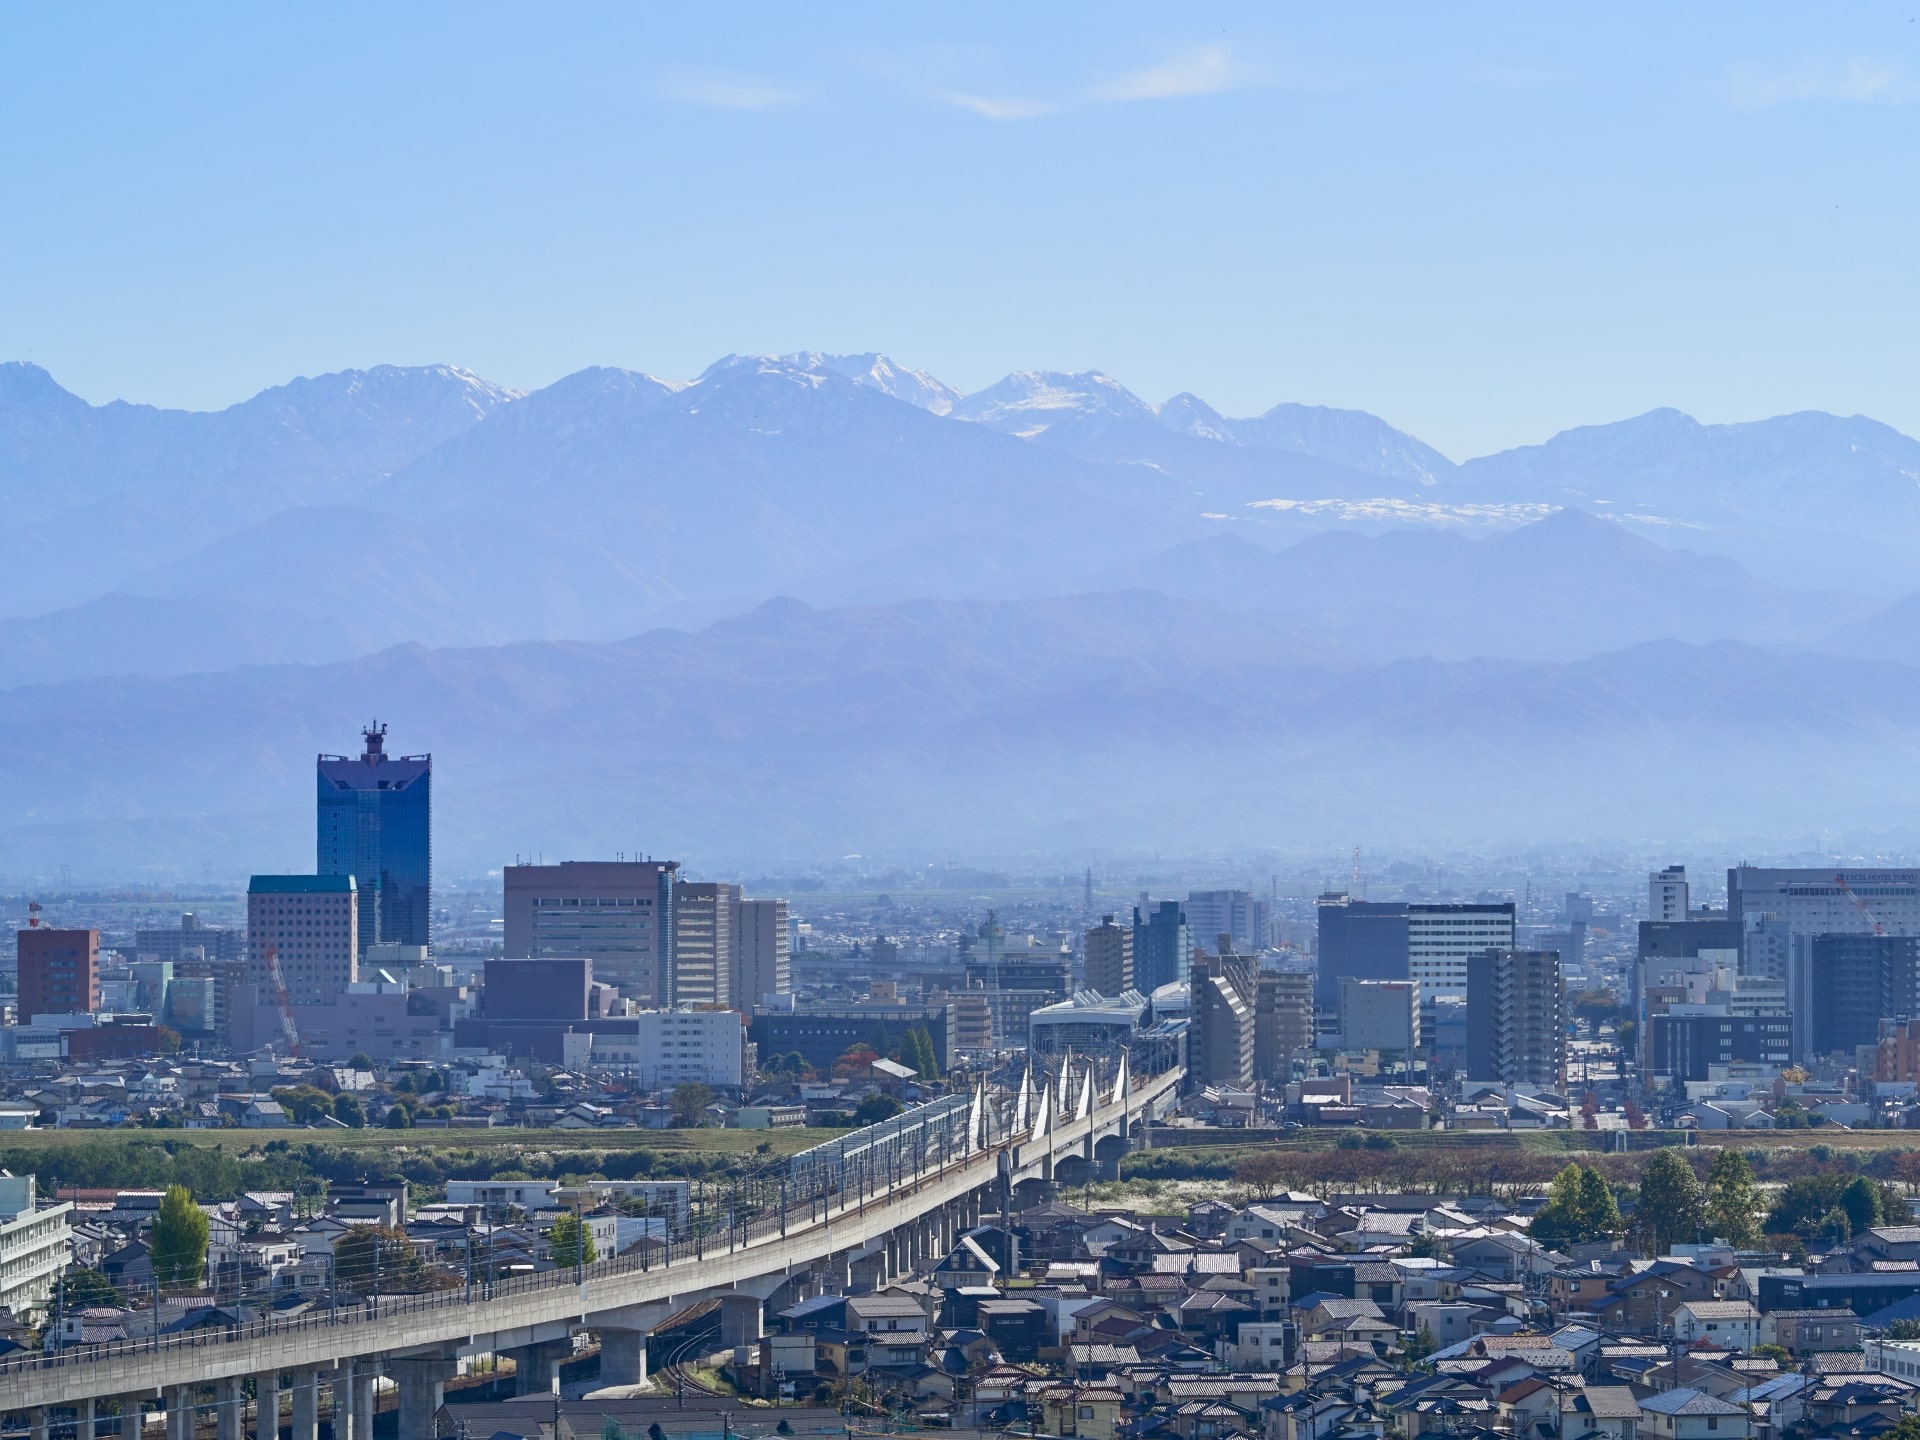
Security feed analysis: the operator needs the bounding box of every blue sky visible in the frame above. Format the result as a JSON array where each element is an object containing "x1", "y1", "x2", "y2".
[{"x1": 2, "y1": 4, "x2": 1917, "y2": 457}]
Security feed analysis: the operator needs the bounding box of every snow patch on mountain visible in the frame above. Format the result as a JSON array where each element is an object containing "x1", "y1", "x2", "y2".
[{"x1": 951, "y1": 370, "x2": 1157, "y2": 436}]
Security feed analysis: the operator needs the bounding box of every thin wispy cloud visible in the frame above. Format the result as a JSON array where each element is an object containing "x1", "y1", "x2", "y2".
[
  {"x1": 933, "y1": 90, "x2": 1058, "y2": 122},
  {"x1": 657, "y1": 68, "x2": 807, "y2": 112},
  {"x1": 1093, "y1": 45, "x2": 1267, "y2": 103},
  {"x1": 1721, "y1": 57, "x2": 1912, "y2": 109},
  {"x1": 911, "y1": 42, "x2": 1270, "y2": 122}
]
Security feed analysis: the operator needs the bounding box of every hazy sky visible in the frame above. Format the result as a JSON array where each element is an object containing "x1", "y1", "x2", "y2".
[{"x1": 3, "y1": 4, "x2": 1918, "y2": 457}]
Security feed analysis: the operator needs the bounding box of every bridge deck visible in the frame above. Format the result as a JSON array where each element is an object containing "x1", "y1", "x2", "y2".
[{"x1": 0, "y1": 1065, "x2": 1181, "y2": 1413}]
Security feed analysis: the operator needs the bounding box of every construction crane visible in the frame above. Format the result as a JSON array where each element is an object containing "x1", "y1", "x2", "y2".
[
  {"x1": 261, "y1": 943, "x2": 301, "y2": 1057},
  {"x1": 1834, "y1": 873, "x2": 1888, "y2": 936}
]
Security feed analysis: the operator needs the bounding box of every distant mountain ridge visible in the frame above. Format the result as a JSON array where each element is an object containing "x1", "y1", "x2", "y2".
[
  {"x1": 5, "y1": 352, "x2": 1920, "y2": 687},
  {"x1": 5, "y1": 591, "x2": 1920, "y2": 877}
]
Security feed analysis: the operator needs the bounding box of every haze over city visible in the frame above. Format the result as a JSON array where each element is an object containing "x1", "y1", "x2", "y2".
[{"x1": 14, "y1": 11, "x2": 1920, "y2": 1439}]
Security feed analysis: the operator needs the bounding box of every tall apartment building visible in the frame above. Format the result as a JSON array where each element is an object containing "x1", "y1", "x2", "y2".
[
  {"x1": 1190, "y1": 948, "x2": 1256, "y2": 1091},
  {"x1": 16, "y1": 928, "x2": 99, "y2": 1020},
  {"x1": 1465, "y1": 948, "x2": 1566, "y2": 1090},
  {"x1": 1084, "y1": 915, "x2": 1134, "y2": 997},
  {"x1": 504, "y1": 860, "x2": 679, "y2": 1004},
  {"x1": 670, "y1": 881, "x2": 732, "y2": 1008},
  {"x1": 1650, "y1": 866, "x2": 1690, "y2": 922},
  {"x1": 247, "y1": 875, "x2": 358, "y2": 1007},
  {"x1": 731, "y1": 895, "x2": 790, "y2": 1008},
  {"x1": 1808, "y1": 934, "x2": 1920, "y2": 1057},
  {"x1": 1728, "y1": 866, "x2": 1920, "y2": 1058},
  {"x1": 1255, "y1": 970, "x2": 1314, "y2": 1080},
  {"x1": 317, "y1": 724, "x2": 431, "y2": 961},
  {"x1": 1132, "y1": 901, "x2": 1190, "y2": 993},
  {"x1": 1186, "y1": 890, "x2": 1270, "y2": 956}
]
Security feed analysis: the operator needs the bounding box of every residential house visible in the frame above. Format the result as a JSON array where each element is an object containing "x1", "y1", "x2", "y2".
[
  {"x1": 1636, "y1": 1389, "x2": 1746, "y2": 1440},
  {"x1": 1670, "y1": 1300, "x2": 1759, "y2": 1349},
  {"x1": 1766, "y1": 1309, "x2": 1859, "y2": 1357},
  {"x1": 1561, "y1": 1386, "x2": 1643, "y2": 1440}
]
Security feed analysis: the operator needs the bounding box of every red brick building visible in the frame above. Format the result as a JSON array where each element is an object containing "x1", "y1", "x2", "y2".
[{"x1": 17, "y1": 927, "x2": 99, "y2": 1019}]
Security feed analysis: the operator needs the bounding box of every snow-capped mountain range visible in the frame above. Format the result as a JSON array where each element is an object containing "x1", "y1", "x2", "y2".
[
  {"x1": 8, "y1": 349, "x2": 1920, "y2": 869},
  {"x1": 3, "y1": 349, "x2": 1919, "y2": 683}
]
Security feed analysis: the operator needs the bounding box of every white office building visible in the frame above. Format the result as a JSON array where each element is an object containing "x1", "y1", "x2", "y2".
[
  {"x1": 0, "y1": 1174, "x2": 71, "y2": 1319},
  {"x1": 1406, "y1": 905, "x2": 1516, "y2": 1002},
  {"x1": 583, "y1": 1008, "x2": 746, "y2": 1089},
  {"x1": 1651, "y1": 866, "x2": 1690, "y2": 922}
]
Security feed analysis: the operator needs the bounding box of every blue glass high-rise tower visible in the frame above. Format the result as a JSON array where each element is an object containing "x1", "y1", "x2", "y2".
[{"x1": 317, "y1": 723, "x2": 431, "y2": 960}]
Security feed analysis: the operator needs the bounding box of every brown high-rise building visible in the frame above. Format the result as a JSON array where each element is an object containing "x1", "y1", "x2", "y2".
[
  {"x1": 503, "y1": 860, "x2": 679, "y2": 1004},
  {"x1": 1083, "y1": 915, "x2": 1133, "y2": 997},
  {"x1": 1191, "y1": 943, "x2": 1257, "y2": 1090},
  {"x1": 17, "y1": 928, "x2": 100, "y2": 1020},
  {"x1": 1256, "y1": 970, "x2": 1315, "y2": 1079}
]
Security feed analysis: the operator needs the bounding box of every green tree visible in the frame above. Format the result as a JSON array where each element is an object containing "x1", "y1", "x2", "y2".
[
  {"x1": 854, "y1": 1092, "x2": 903, "y2": 1126},
  {"x1": 51, "y1": 1266, "x2": 123, "y2": 1317},
  {"x1": 349, "y1": 1052, "x2": 375, "y2": 1071},
  {"x1": 1630, "y1": 1150, "x2": 1704, "y2": 1256},
  {"x1": 1840, "y1": 1176, "x2": 1884, "y2": 1235},
  {"x1": 670, "y1": 1083, "x2": 714, "y2": 1127},
  {"x1": 1705, "y1": 1149, "x2": 1762, "y2": 1248},
  {"x1": 270, "y1": 1086, "x2": 335, "y2": 1124},
  {"x1": 549, "y1": 1212, "x2": 598, "y2": 1268},
  {"x1": 150, "y1": 1185, "x2": 209, "y2": 1290},
  {"x1": 383, "y1": 1105, "x2": 411, "y2": 1129},
  {"x1": 1404, "y1": 1322, "x2": 1437, "y2": 1362},
  {"x1": 1406, "y1": 1231, "x2": 1447, "y2": 1260},
  {"x1": 1533, "y1": 1163, "x2": 1618, "y2": 1249},
  {"x1": 1767, "y1": 1174, "x2": 1845, "y2": 1236},
  {"x1": 332, "y1": 1094, "x2": 365, "y2": 1128}
]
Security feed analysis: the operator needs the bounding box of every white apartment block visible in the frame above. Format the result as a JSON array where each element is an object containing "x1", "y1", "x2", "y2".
[
  {"x1": 1407, "y1": 904, "x2": 1515, "y2": 1002},
  {"x1": 588, "y1": 1008, "x2": 746, "y2": 1089},
  {"x1": 0, "y1": 1176, "x2": 71, "y2": 1318},
  {"x1": 731, "y1": 895, "x2": 791, "y2": 1006}
]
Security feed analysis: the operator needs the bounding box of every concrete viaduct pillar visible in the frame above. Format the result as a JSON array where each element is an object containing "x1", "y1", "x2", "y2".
[
  {"x1": 506, "y1": 1339, "x2": 571, "y2": 1396},
  {"x1": 164, "y1": 1387, "x2": 192, "y2": 1440},
  {"x1": 330, "y1": 1363, "x2": 354, "y2": 1440},
  {"x1": 720, "y1": 1294, "x2": 764, "y2": 1351},
  {"x1": 216, "y1": 1378, "x2": 245, "y2": 1440},
  {"x1": 597, "y1": 1328, "x2": 649, "y2": 1388},
  {"x1": 353, "y1": 1363, "x2": 377, "y2": 1440},
  {"x1": 255, "y1": 1373, "x2": 280, "y2": 1440},
  {"x1": 389, "y1": 1350, "x2": 458, "y2": 1440},
  {"x1": 288, "y1": 1371, "x2": 320, "y2": 1440},
  {"x1": 28, "y1": 1408, "x2": 48, "y2": 1440}
]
